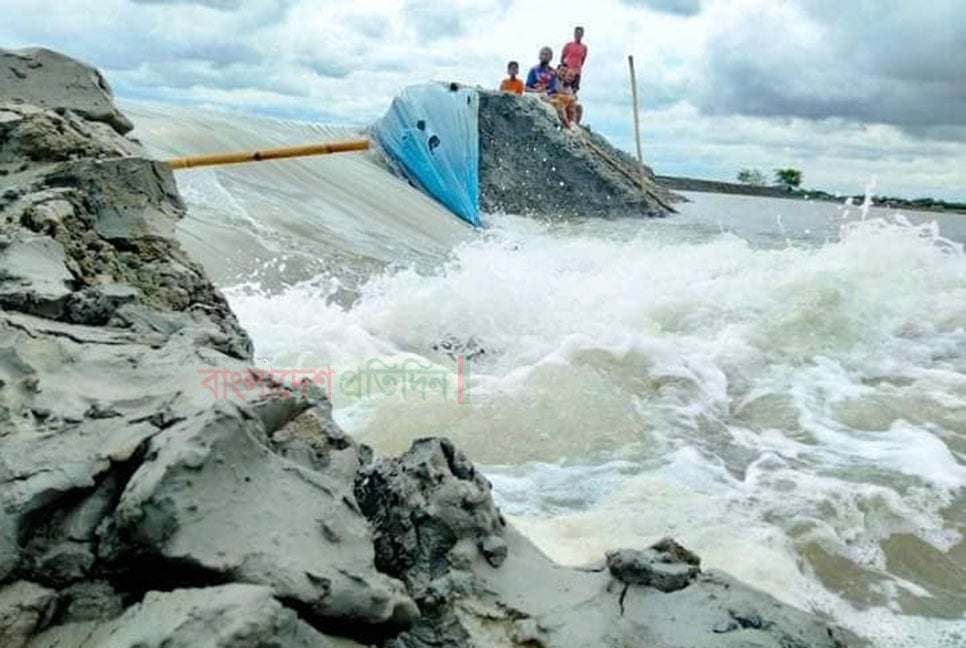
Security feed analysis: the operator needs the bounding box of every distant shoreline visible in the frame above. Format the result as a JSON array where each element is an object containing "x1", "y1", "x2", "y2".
[{"x1": 658, "y1": 175, "x2": 966, "y2": 215}]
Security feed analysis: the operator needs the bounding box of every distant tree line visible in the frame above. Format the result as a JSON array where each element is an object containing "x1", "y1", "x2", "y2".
[
  {"x1": 737, "y1": 168, "x2": 802, "y2": 190},
  {"x1": 731, "y1": 167, "x2": 965, "y2": 213},
  {"x1": 736, "y1": 168, "x2": 766, "y2": 186}
]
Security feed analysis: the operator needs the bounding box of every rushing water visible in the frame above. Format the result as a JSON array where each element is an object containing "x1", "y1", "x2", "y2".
[{"x1": 128, "y1": 103, "x2": 966, "y2": 647}]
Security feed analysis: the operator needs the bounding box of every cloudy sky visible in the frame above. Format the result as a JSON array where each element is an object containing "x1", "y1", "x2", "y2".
[{"x1": 3, "y1": 0, "x2": 964, "y2": 199}]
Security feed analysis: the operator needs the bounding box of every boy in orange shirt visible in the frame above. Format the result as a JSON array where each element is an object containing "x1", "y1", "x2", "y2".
[{"x1": 499, "y1": 61, "x2": 524, "y2": 95}]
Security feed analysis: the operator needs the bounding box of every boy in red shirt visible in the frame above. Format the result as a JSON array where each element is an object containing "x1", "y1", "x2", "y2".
[
  {"x1": 561, "y1": 26, "x2": 588, "y2": 93},
  {"x1": 499, "y1": 61, "x2": 524, "y2": 95}
]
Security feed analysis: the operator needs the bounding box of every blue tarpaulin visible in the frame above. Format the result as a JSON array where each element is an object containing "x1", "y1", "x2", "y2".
[{"x1": 373, "y1": 83, "x2": 480, "y2": 227}]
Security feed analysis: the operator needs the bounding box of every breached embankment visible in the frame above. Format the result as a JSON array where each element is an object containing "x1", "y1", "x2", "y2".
[
  {"x1": 478, "y1": 91, "x2": 679, "y2": 219},
  {"x1": 0, "y1": 47, "x2": 864, "y2": 647},
  {"x1": 373, "y1": 84, "x2": 678, "y2": 224}
]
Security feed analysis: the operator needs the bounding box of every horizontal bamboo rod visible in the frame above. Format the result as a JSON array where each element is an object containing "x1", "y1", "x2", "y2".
[{"x1": 167, "y1": 139, "x2": 371, "y2": 170}]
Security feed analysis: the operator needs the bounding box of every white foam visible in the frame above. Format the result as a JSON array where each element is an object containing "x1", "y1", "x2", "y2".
[{"x1": 223, "y1": 211, "x2": 966, "y2": 647}]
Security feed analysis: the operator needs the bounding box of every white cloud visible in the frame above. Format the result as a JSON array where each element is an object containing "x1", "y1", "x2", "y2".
[
  {"x1": 618, "y1": 0, "x2": 702, "y2": 17},
  {"x1": 1, "y1": 0, "x2": 963, "y2": 199}
]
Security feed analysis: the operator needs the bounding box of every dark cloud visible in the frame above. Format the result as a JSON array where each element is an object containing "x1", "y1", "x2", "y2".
[
  {"x1": 178, "y1": 42, "x2": 261, "y2": 67},
  {"x1": 129, "y1": 59, "x2": 310, "y2": 96},
  {"x1": 301, "y1": 57, "x2": 353, "y2": 80},
  {"x1": 904, "y1": 124, "x2": 966, "y2": 143},
  {"x1": 342, "y1": 14, "x2": 391, "y2": 40},
  {"x1": 130, "y1": 0, "x2": 242, "y2": 9},
  {"x1": 696, "y1": 1, "x2": 966, "y2": 138},
  {"x1": 619, "y1": 0, "x2": 702, "y2": 16},
  {"x1": 402, "y1": 0, "x2": 508, "y2": 42},
  {"x1": 404, "y1": 1, "x2": 467, "y2": 41},
  {"x1": 127, "y1": 0, "x2": 297, "y2": 24}
]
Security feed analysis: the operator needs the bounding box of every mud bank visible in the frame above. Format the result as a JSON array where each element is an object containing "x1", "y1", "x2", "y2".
[{"x1": 478, "y1": 91, "x2": 679, "y2": 219}]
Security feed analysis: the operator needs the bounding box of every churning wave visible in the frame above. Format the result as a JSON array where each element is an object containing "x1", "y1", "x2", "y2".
[{"x1": 128, "y1": 102, "x2": 966, "y2": 648}]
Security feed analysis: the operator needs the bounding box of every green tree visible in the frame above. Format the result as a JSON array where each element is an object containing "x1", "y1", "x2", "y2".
[
  {"x1": 736, "y1": 168, "x2": 766, "y2": 186},
  {"x1": 774, "y1": 168, "x2": 803, "y2": 190}
]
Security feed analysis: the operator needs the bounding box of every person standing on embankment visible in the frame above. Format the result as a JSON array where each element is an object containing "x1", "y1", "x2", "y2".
[{"x1": 560, "y1": 26, "x2": 588, "y2": 94}]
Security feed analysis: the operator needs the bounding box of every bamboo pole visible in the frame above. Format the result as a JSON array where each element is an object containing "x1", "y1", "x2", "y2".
[
  {"x1": 584, "y1": 136, "x2": 676, "y2": 213},
  {"x1": 167, "y1": 139, "x2": 370, "y2": 170},
  {"x1": 627, "y1": 55, "x2": 644, "y2": 169}
]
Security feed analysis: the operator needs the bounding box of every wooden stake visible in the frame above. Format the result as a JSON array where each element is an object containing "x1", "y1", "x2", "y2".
[
  {"x1": 167, "y1": 139, "x2": 370, "y2": 170},
  {"x1": 628, "y1": 55, "x2": 644, "y2": 170}
]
